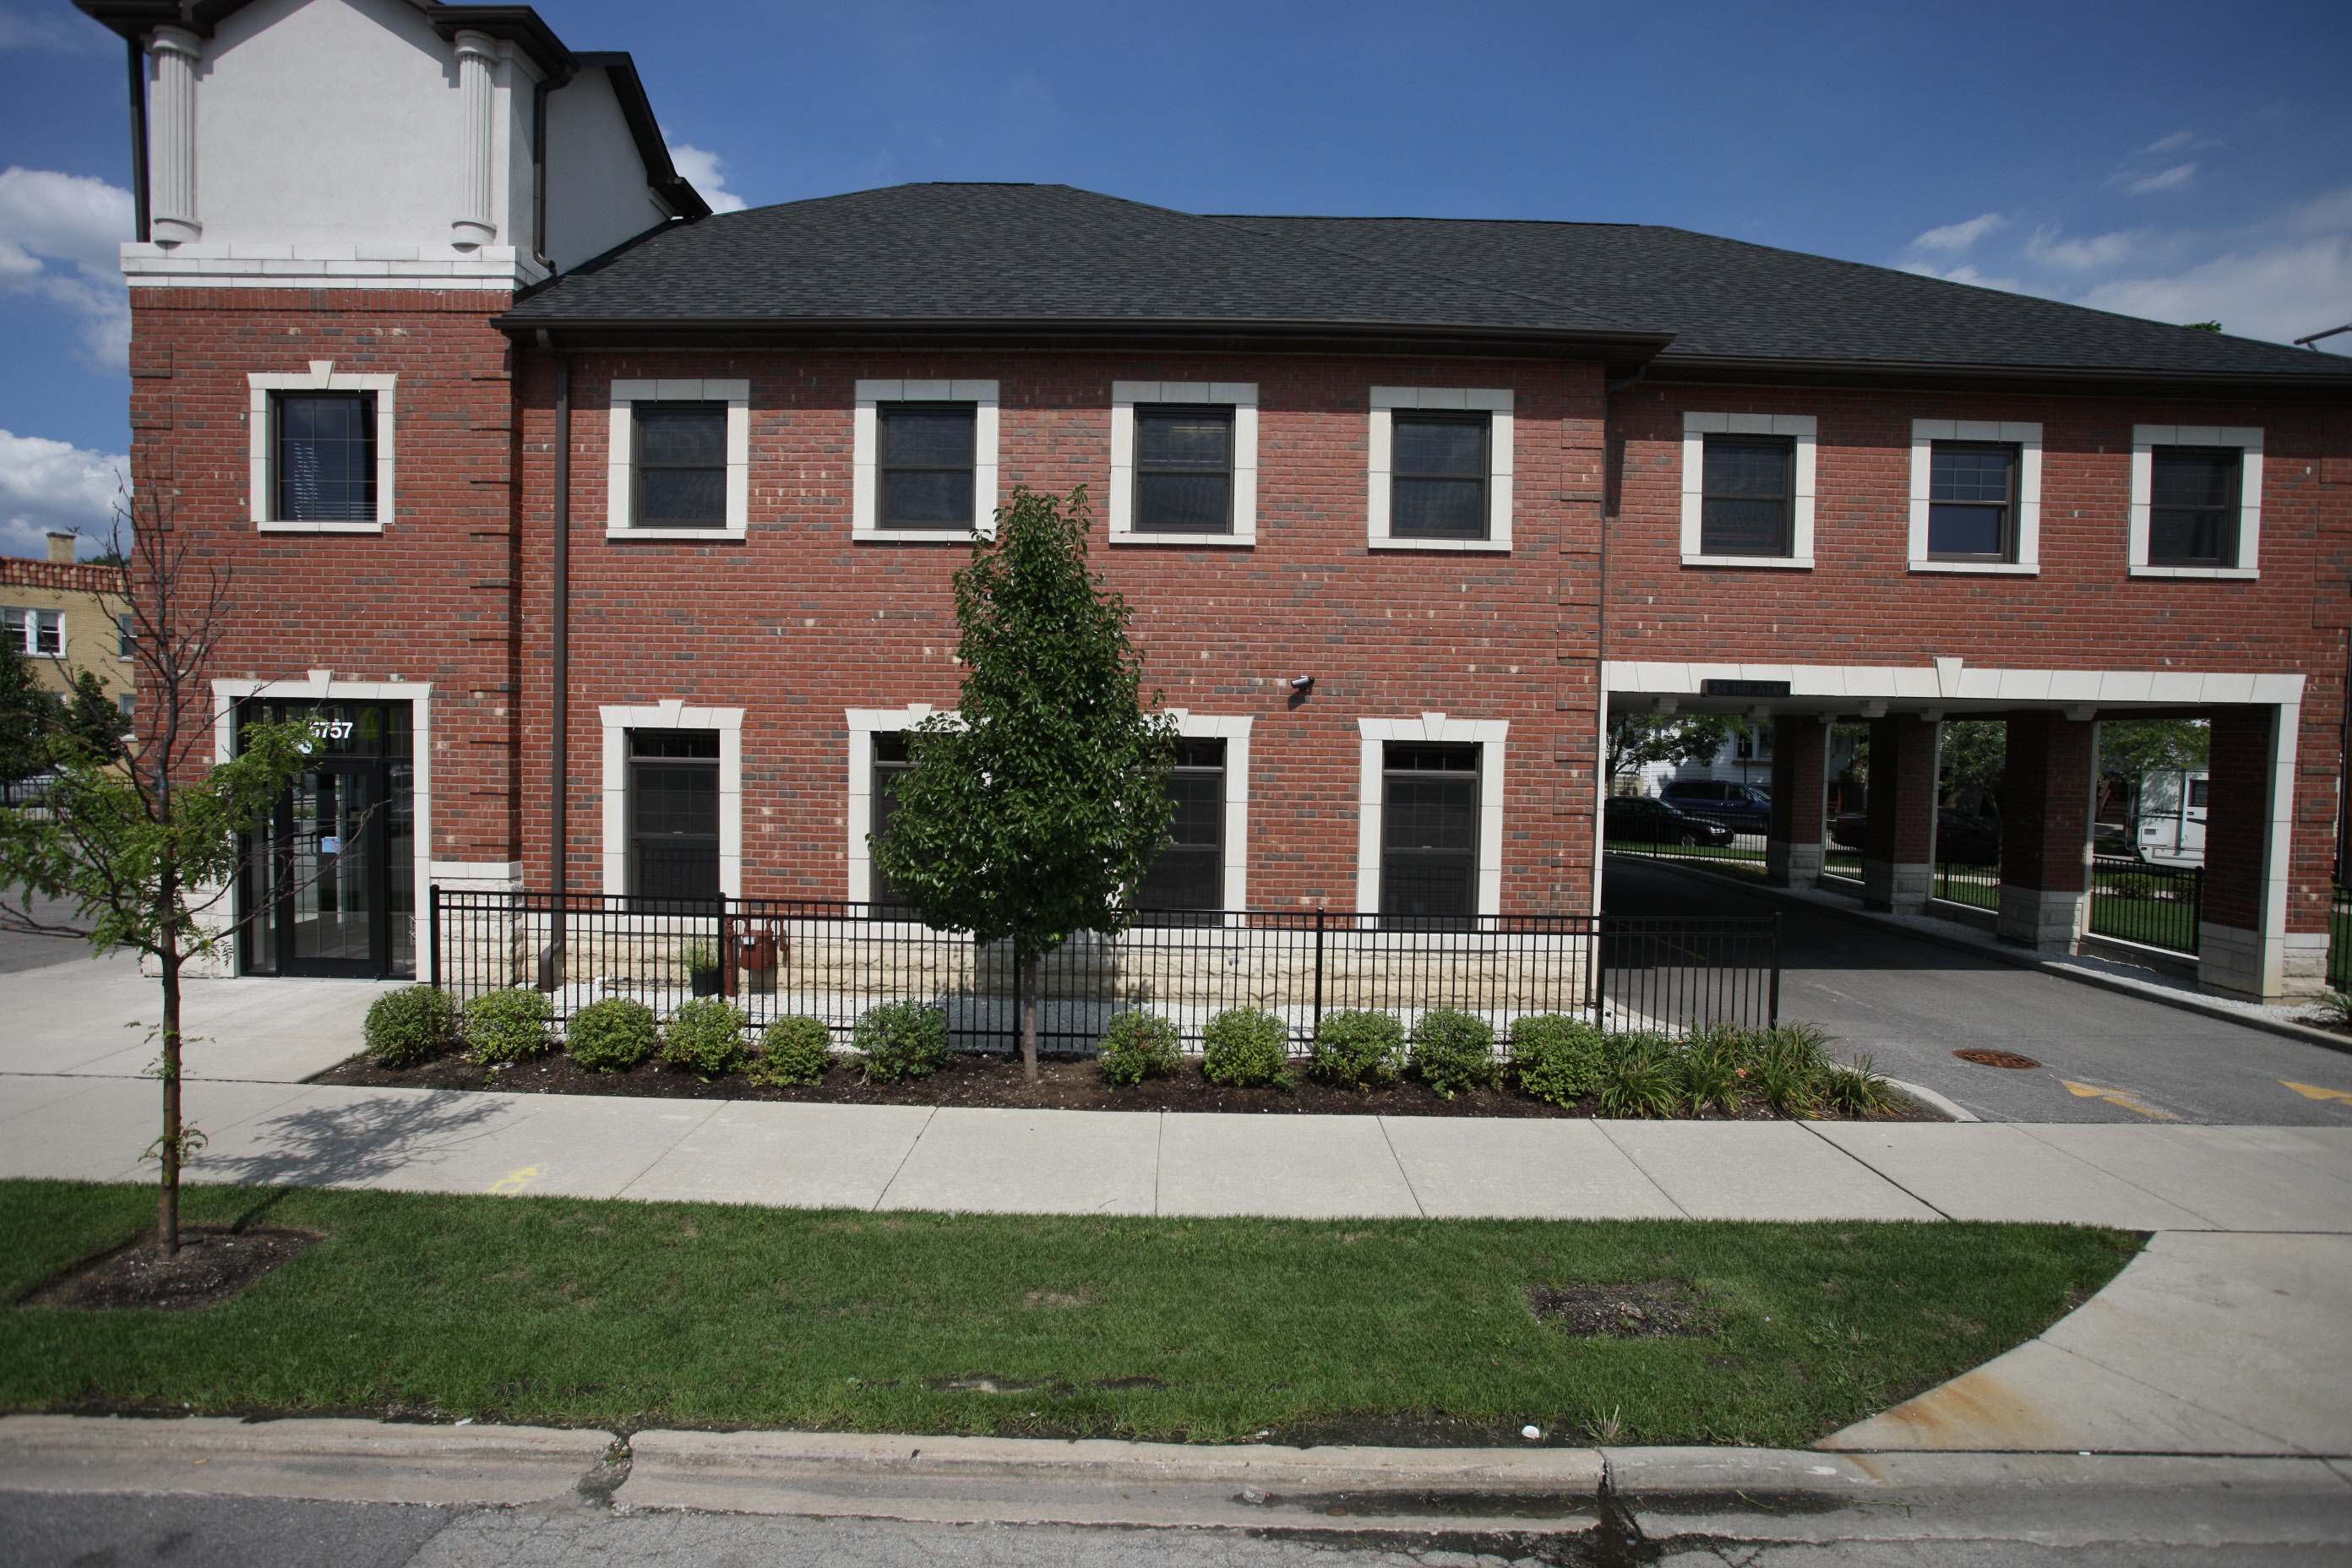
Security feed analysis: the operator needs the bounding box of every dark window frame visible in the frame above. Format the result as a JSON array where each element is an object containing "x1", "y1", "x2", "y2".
[
  {"x1": 1699, "y1": 433, "x2": 1795, "y2": 558},
  {"x1": 625, "y1": 727, "x2": 721, "y2": 902},
  {"x1": 1131, "y1": 404, "x2": 1236, "y2": 535},
  {"x1": 1389, "y1": 411, "x2": 1492, "y2": 541},
  {"x1": 1135, "y1": 737, "x2": 1228, "y2": 919},
  {"x1": 2147, "y1": 444, "x2": 2244, "y2": 569},
  {"x1": 879, "y1": 401, "x2": 979, "y2": 531},
  {"x1": 1925, "y1": 439, "x2": 2021, "y2": 563},
  {"x1": 630, "y1": 400, "x2": 730, "y2": 530},
  {"x1": 271, "y1": 389, "x2": 378, "y2": 524},
  {"x1": 1379, "y1": 741, "x2": 1482, "y2": 928}
]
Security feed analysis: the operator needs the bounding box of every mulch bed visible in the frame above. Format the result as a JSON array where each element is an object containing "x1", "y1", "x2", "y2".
[
  {"x1": 313, "y1": 1049, "x2": 1944, "y2": 1122},
  {"x1": 22, "y1": 1227, "x2": 318, "y2": 1312},
  {"x1": 1525, "y1": 1280, "x2": 1714, "y2": 1339}
]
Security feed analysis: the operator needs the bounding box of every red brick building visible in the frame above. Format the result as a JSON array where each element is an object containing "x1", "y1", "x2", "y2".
[{"x1": 82, "y1": 0, "x2": 2352, "y2": 999}]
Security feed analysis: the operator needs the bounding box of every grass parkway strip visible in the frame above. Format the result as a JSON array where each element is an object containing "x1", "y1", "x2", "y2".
[{"x1": 1, "y1": 1179, "x2": 2136, "y2": 1449}]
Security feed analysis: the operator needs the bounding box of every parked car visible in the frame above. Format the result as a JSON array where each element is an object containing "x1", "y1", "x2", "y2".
[
  {"x1": 1829, "y1": 807, "x2": 2002, "y2": 864},
  {"x1": 1658, "y1": 778, "x2": 1772, "y2": 833},
  {"x1": 1606, "y1": 794, "x2": 1737, "y2": 847}
]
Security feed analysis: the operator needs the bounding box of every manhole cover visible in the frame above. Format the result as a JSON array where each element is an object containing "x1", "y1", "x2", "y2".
[{"x1": 1954, "y1": 1048, "x2": 2041, "y2": 1070}]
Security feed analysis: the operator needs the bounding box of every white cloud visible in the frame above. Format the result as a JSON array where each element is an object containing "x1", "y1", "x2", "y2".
[
  {"x1": 0, "y1": 429, "x2": 125, "y2": 560},
  {"x1": 665, "y1": 143, "x2": 749, "y2": 214},
  {"x1": 1899, "y1": 259, "x2": 2024, "y2": 293},
  {"x1": 2126, "y1": 161, "x2": 2197, "y2": 194},
  {"x1": 2026, "y1": 226, "x2": 2145, "y2": 271},
  {"x1": 0, "y1": 166, "x2": 133, "y2": 370},
  {"x1": 1910, "y1": 211, "x2": 2006, "y2": 253},
  {"x1": 2140, "y1": 129, "x2": 2197, "y2": 155},
  {"x1": 2076, "y1": 237, "x2": 2352, "y2": 346}
]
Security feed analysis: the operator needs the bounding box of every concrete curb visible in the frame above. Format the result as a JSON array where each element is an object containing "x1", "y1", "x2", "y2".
[
  {"x1": 1636, "y1": 857, "x2": 2352, "y2": 1059},
  {"x1": 1881, "y1": 1077, "x2": 1979, "y2": 1122}
]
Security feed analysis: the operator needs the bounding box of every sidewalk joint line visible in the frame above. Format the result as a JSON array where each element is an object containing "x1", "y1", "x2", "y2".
[
  {"x1": 1375, "y1": 1116, "x2": 1427, "y2": 1218},
  {"x1": 2032, "y1": 1331, "x2": 2308, "y2": 1453},
  {"x1": 872, "y1": 1106, "x2": 938, "y2": 1212},
  {"x1": 2008, "y1": 1122, "x2": 2226, "y2": 1228},
  {"x1": 1589, "y1": 1120, "x2": 1693, "y2": 1218},
  {"x1": 1798, "y1": 1120, "x2": 1953, "y2": 1221},
  {"x1": 611, "y1": 1099, "x2": 728, "y2": 1201}
]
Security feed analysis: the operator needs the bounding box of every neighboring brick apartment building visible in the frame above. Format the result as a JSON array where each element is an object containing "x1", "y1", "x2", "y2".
[{"x1": 80, "y1": 0, "x2": 2352, "y2": 999}]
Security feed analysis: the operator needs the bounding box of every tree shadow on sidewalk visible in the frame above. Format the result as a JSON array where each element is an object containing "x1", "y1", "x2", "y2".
[{"x1": 192, "y1": 1092, "x2": 511, "y2": 1191}]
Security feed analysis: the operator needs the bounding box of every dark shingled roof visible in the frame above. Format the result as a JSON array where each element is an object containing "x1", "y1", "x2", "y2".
[{"x1": 504, "y1": 182, "x2": 2351, "y2": 385}]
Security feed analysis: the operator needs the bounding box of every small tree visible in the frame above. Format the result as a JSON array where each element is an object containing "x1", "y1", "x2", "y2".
[
  {"x1": 870, "y1": 486, "x2": 1176, "y2": 1082},
  {"x1": 0, "y1": 640, "x2": 53, "y2": 797},
  {"x1": 0, "y1": 499, "x2": 313, "y2": 1255}
]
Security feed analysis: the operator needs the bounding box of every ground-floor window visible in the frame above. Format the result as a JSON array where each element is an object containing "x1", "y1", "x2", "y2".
[
  {"x1": 1135, "y1": 737, "x2": 1226, "y2": 918},
  {"x1": 238, "y1": 700, "x2": 414, "y2": 978},
  {"x1": 628, "y1": 729, "x2": 720, "y2": 901},
  {"x1": 1381, "y1": 741, "x2": 1480, "y2": 925},
  {"x1": 868, "y1": 732, "x2": 914, "y2": 914}
]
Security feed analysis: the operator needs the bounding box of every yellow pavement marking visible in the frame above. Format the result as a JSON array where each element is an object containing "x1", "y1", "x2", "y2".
[
  {"x1": 488, "y1": 1165, "x2": 541, "y2": 1195},
  {"x1": 2281, "y1": 1081, "x2": 2352, "y2": 1104},
  {"x1": 2061, "y1": 1080, "x2": 2180, "y2": 1120}
]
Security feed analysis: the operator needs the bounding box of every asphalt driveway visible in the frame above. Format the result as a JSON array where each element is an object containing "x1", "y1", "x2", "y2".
[{"x1": 1603, "y1": 857, "x2": 2352, "y2": 1126}]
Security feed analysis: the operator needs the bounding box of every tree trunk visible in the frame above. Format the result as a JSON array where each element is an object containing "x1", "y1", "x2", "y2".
[
  {"x1": 157, "y1": 928, "x2": 182, "y2": 1258},
  {"x1": 1019, "y1": 949, "x2": 1040, "y2": 1084}
]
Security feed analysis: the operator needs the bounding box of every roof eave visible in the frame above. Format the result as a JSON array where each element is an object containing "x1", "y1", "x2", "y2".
[{"x1": 1649, "y1": 352, "x2": 2352, "y2": 398}]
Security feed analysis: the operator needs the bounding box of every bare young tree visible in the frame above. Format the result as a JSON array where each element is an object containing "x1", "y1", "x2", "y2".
[{"x1": 0, "y1": 489, "x2": 313, "y2": 1255}]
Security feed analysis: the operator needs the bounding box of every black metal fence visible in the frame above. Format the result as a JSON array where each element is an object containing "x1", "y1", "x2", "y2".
[
  {"x1": 428, "y1": 889, "x2": 1781, "y2": 1053},
  {"x1": 2088, "y1": 856, "x2": 2202, "y2": 954},
  {"x1": 2333, "y1": 885, "x2": 2350, "y2": 990},
  {"x1": 1603, "y1": 806, "x2": 1770, "y2": 874}
]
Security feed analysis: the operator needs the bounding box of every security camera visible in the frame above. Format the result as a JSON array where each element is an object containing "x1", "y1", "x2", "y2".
[{"x1": 1289, "y1": 674, "x2": 1315, "y2": 692}]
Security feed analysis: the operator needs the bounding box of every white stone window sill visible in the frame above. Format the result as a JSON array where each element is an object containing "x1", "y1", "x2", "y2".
[
  {"x1": 259, "y1": 520, "x2": 384, "y2": 535},
  {"x1": 1111, "y1": 531, "x2": 1255, "y2": 547},
  {"x1": 2131, "y1": 564, "x2": 2258, "y2": 580},
  {"x1": 854, "y1": 528, "x2": 979, "y2": 544},
  {"x1": 605, "y1": 527, "x2": 745, "y2": 542},
  {"x1": 1369, "y1": 538, "x2": 1511, "y2": 553},
  {"x1": 1682, "y1": 553, "x2": 1812, "y2": 569},
  {"x1": 1909, "y1": 559, "x2": 2039, "y2": 575}
]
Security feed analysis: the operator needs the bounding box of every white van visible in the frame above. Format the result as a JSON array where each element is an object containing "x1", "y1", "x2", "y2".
[{"x1": 2136, "y1": 769, "x2": 2208, "y2": 865}]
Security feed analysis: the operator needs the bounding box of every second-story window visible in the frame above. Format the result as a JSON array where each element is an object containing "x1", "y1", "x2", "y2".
[
  {"x1": 2148, "y1": 446, "x2": 2242, "y2": 567},
  {"x1": 880, "y1": 405, "x2": 977, "y2": 530},
  {"x1": 275, "y1": 392, "x2": 377, "y2": 523},
  {"x1": 1391, "y1": 414, "x2": 1490, "y2": 539},
  {"x1": 117, "y1": 612, "x2": 135, "y2": 659},
  {"x1": 4, "y1": 608, "x2": 63, "y2": 657},
  {"x1": 1134, "y1": 407, "x2": 1233, "y2": 533},
  {"x1": 1928, "y1": 442, "x2": 2019, "y2": 561},
  {"x1": 632, "y1": 403, "x2": 728, "y2": 528},
  {"x1": 1700, "y1": 435, "x2": 1794, "y2": 557}
]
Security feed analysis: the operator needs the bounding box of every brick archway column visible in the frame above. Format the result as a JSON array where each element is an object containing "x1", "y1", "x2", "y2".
[
  {"x1": 1862, "y1": 715, "x2": 1939, "y2": 913},
  {"x1": 1767, "y1": 714, "x2": 1830, "y2": 887},
  {"x1": 2199, "y1": 704, "x2": 2326, "y2": 999},
  {"x1": 1998, "y1": 713, "x2": 2094, "y2": 953}
]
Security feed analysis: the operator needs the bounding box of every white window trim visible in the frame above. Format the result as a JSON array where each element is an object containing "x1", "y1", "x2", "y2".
[
  {"x1": 852, "y1": 379, "x2": 1000, "y2": 543},
  {"x1": 7, "y1": 607, "x2": 66, "y2": 657},
  {"x1": 248, "y1": 362, "x2": 395, "y2": 533},
  {"x1": 1109, "y1": 382, "x2": 1258, "y2": 546},
  {"x1": 607, "y1": 378, "x2": 750, "y2": 540},
  {"x1": 1354, "y1": 713, "x2": 1509, "y2": 917},
  {"x1": 1164, "y1": 710, "x2": 1253, "y2": 914},
  {"x1": 846, "y1": 704, "x2": 953, "y2": 903},
  {"x1": 1367, "y1": 386, "x2": 1514, "y2": 553},
  {"x1": 1908, "y1": 420, "x2": 2042, "y2": 574},
  {"x1": 602, "y1": 701, "x2": 744, "y2": 897},
  {"x1": 2129, "y1": 423, "x2": 2262, "y2": 580},
  {"x1": 211, "y1": 672, "x2": 433, "y2": 927},
  {"x1": 1680, "y1": 411, "x2": 1816, "y2": 569}
]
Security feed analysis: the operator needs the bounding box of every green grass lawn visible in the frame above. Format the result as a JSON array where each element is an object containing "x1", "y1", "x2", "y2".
[{"x1": 0, "y1": 1180, "x2": 2137, "y2": 1448}]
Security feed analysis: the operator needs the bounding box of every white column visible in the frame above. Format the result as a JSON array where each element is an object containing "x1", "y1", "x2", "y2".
[
  {"x1": 450, "y1": 30, "x2": 498, "y2": 247},
  {"x1": 147, "y1": 26, "x2": 202, "y2": 244}
]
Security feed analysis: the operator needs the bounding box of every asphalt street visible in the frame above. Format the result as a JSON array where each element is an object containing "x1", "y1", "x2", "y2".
[
  {"x1": 3, "y1": 1491, "x2": 2339, "y2": 1568},
  {"x1": 0, "y1": 888, "x2": 86, "y2": 976},
  {"x1": 1603, "y1": 857, "x2": 2352, "y2": 1127}
]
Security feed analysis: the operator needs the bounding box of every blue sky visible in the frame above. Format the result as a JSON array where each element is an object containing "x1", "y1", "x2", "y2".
[{"x1": 3, "y1": 0, "x2": 2347, "y2": 554}]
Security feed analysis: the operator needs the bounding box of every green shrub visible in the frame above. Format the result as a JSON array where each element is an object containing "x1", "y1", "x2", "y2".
[
  {"x1": 1821, "y1": 1052, "x2": 1902, "y2": 1118},
  {"x1": 854, "y1": 1001, "x2": 950, "y2": 1083},
  {"x1": 1509, "y1": 1014, "x2": 1608, "y2": 1106},
  {"x1": 1409, "y1": 1008, "x2": 1496, "y2": 1099},
  {"x1": 567, "y1": 997, "x2": 656, "y2": 1073},
  {"x1": 363, "y1": 984, "x2": 456, "y2": 1068},
  {"x1": 749, "y1": 1015, "x2": 836, "y2": 1087},
  {"x1": 663, "y1": 997, "x2": 749, "y2": 1077},
  {"x1": 464, "y1": 987, "x2": 553, "y2": 1064},
  {"x1": 1750, "y1": 1022, "x2": 1832, "y2": 1119},
  {"x1": 1097, "y1": 1010, "x2": 1181, "y2": 1086},
  {"x1": 1673, "y1": 1032, "x2": 1745, "y2": 1116},
  {"x1": 1310, "y1": 1009, "x2": 1404, "y2": 1089},
  {"x1": 1597, "y1": 1032, "x2": 1680, "y2": 1119},
  {"x1": 1200, "y1": 1007, "x2": 1293, "y2": 1089},
  {"x1": 679, "y1": 941, "x2": 721, "y2": 973}
]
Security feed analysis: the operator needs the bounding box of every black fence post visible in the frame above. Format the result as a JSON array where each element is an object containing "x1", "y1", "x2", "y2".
[
  {"x1": 1312, "y1": 907, "x2": 1326, "y2": 1041},
  {"x1": 427, "y1": 884, "x2": 442, "y2": 991},
  {"x1": 1591, "y1": 915, "x2": 1606, "y2": 1028},
  {"x1": 1767, "y1": 911, "x2": 1783, "y2": 1027}
]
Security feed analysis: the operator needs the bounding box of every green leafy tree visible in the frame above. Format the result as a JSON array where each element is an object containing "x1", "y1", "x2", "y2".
[
  {"x1": 2099, "y1": 717, "x2": 2210, "y2": 823},
  {"x1": 0, "y1": 496, "x2": 313, "y2": 1255},
  {"x1": 0, "y1": 640, "x2": 55, "y2": 796},
  {"x1": 870, "y1": 485, "x2": 1177, "y2": 1082},
  {"x1": 61, "y1": 670, "x2": 127, "y2": 765},
  {"x1": 1937, "y1": 718, "x2": 2006, "y2": 815},
  {"x1": 1607, "y1": 710, "x2": 1740, "y2": 792}
]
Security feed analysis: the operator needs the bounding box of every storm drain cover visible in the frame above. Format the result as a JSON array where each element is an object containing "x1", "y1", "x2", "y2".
[{"x1": 1954, "y1": 1048, "x2": 2041, "y2": 1070}]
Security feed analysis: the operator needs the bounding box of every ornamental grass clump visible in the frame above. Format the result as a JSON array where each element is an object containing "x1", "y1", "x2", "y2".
[
  {"x1": 1508, "y1": 1014, "x2": 1608, "y2": 1107},
  {"x1": 1750, "y1": 1022, "x2": 1833, "y2": 1119},
  {"x1": 363, "y1": 984, "x2": 456, "y2": 1068},
  {"x1": 1821, "y1": 1052, "x2": 1902, "y2": 1117},
  {"x1": 464, "y1": 987, "x2": 554, "y2": 1064},
  {"x1": 1310, "y1": 1009, "x2": 1405, "y2": 1090},
  {"x1": 1597, "y1": 1032, "x2": 1680, "y2": 1119},
  {"x1": 1409, "y1": 1008, "x2": 1496, "y2": 1099},
  {"x1": 662, "y1": 997, "x2": 749, "y2": 1078},
  {"x1": 854, "y1": 1000, "x2": 950, "y2": 1084},
  {"x1": 1097, "y1": 1010, "x2": 1181, "y2": 1086},
  {"x1": 749, "y1": 1015, "x2": 835, "y2": 1087},
  {"x1": 1200, "y1": 1006, "x2": 1293, "y2": 1089},
  {"x1": 566, "y1": 997, "x2": 656, "y2": 1073},
  {"x1": 1673, "y1": 1026, "x2": 1746, "y2": 1117}
]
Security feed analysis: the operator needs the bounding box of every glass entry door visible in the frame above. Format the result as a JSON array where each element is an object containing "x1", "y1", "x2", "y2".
[{"x1": 241, "y1": 701, "x2": 414, "y2": 978}]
